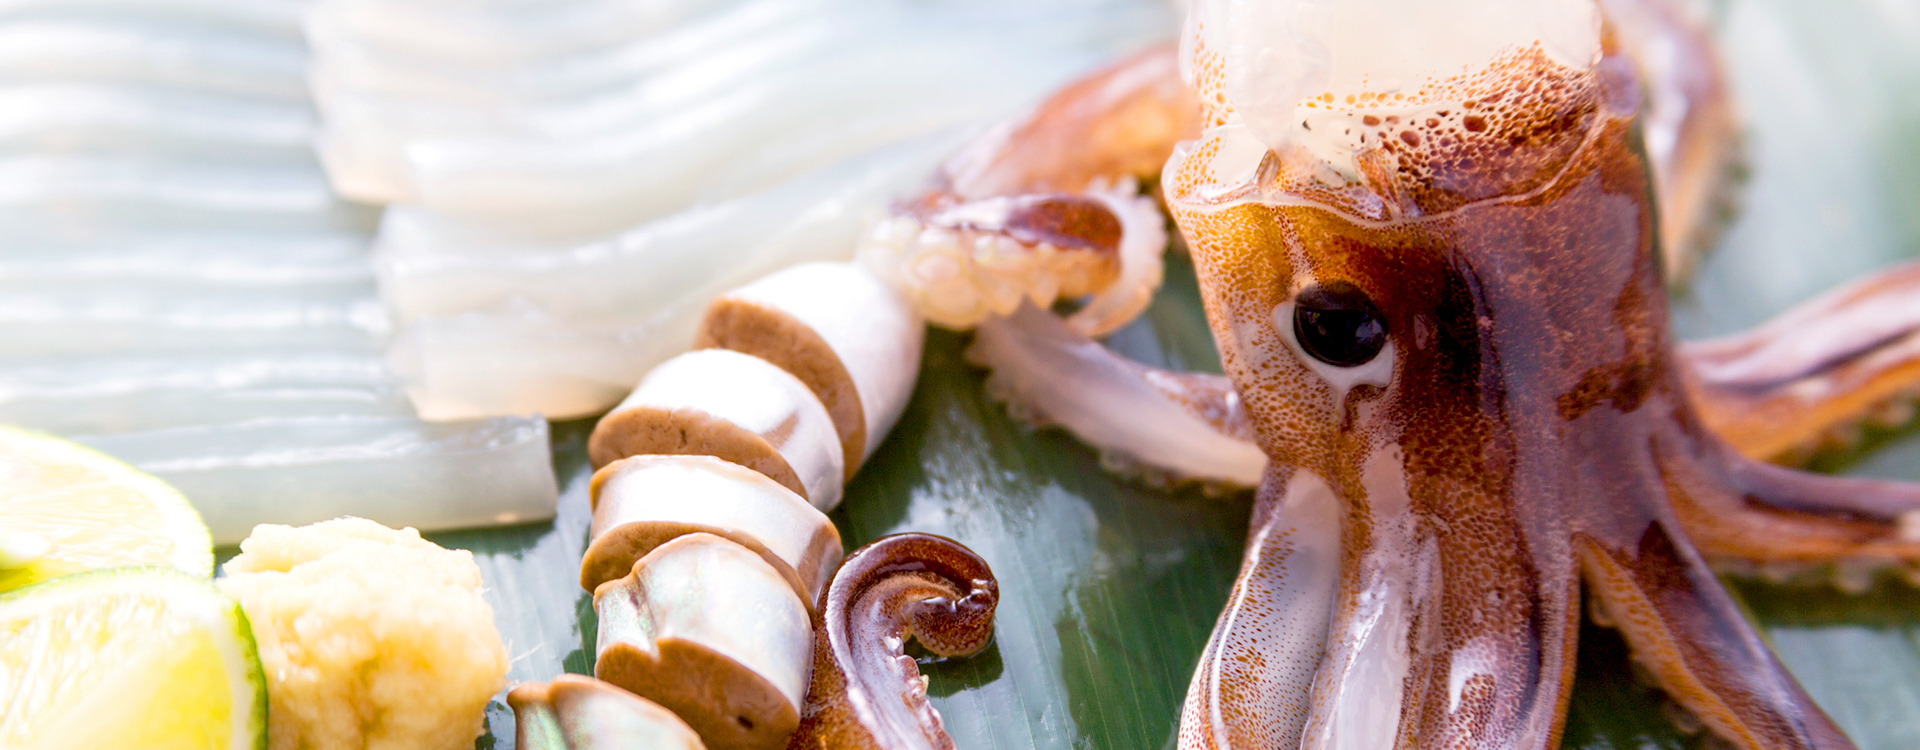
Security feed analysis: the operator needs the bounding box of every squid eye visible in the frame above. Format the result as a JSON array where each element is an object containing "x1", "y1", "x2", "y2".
[{"x1": 1292, "y1": 284, "x2": 1387, "y2": 368}]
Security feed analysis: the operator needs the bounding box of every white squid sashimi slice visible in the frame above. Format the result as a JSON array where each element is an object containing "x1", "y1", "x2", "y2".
[
  {"x1": 360, "y1": 0, "x2": 1162, "y2": 133},
  {"x1": 72, "y1": 415, "x2": 559, "y2": 544},
  {"x1": 308, "y1": 0, "x2": 727, "y2": 66},
  {"x1": 0, "y1": 21, "x2": 308, "y2": 99},
  {"x1": 0, "y1": 231, "x2": 370, "y2": 285},
  {"x1": 317, "y1": 33, "x2": 1090, "y2": 212},
  {"x1": 0, "y1": 290, "x2": 386, "y2": 357},
  {"x1": 395, "y1": 50, "x2": 1105, "y2": 232},
  {"x1": 0, "y1": 155, "x2": 376, "y2": 232},
  {"x1": 387, "y1": 137, "x2": 952, "y2": 421},
  {"x1": 310, "y1": 0, "x2": 1091, "y2": 112},
  {"x1": 376, "y1": 131, "x2": 949, "y2": 329},
  {"x1": 308, "y1": 0, "x2": 821, "y2": 107},
  {"x1": 0, "y1": 84, "x2": 315, "y2": 162},
  {"x1": 0, "y1": 0, "x2": 307, "y2": 35},
  {"x1": 389, "y1": 306, "x2": 661, "y2": 422},
  {"x1": 310, "y1": 0, "x2": 1162, "y2": 205},
  {"x1": 0, "y1": 352, "x2": 412, "y2": 434}
]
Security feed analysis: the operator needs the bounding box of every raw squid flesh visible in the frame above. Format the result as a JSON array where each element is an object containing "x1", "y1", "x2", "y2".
[
  {"x1": 0, "y1": 0, "x2": 559, "y2": 538},
  {"x1": 76, "y1": 415, "x2": 554, "y2": 544},
  {"x1": 309, "y1": 0, "x2": 1180, "y2": 420}
]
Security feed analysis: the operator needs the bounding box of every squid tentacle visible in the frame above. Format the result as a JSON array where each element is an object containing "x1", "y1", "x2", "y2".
[
  {"x1": 966, "y1": 268, "x2": 1920, "y2": 584},
  {"x1": 859, "y1": 179, "x2": 1167, "y2": 336},
  {"x1": 1599, "y1": 0, "x2": 1743, "y2": 285},
  {"x1": 938, "y1": 44, "x2": 1201, "y2": 201},
  {"x1": 787, "y1": 533, "x2": 997, "y2": 750},
  {"x1": 1177, "y1": 469, "x2": 1341, "y2": 750},
  {"x1": 1578, "y1": 523, "x2": 1854, "y2": 750},
  {"x1": 1671, "y1": 450, "x2": 1920, "y2": 590},
  {"x1": 858, "y1": 45, "x2": 1200, "y2": 339},
  {"x1": 1684, "y1": 260, "x2": 1920, "y2": 465},
  {"x1": 967, "y1": 303, "x2": 1263, "y2": 489}
]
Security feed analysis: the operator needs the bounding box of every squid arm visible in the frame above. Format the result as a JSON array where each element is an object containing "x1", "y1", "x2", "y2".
[
  {"x1": 970, "y1": 277, "x2": 1920, "y2": 588},
  {"x1": 786, "y1": 533, "x2": 998, "y2": 750},
  {"x1": 968, "y1": 303, "x2": 1262, "y2": 488},
  {"x1": 1683, "y1": 260, "x2": 1920, "y2": 465},
  {"x1": 1579, "y1": 521, "x2": 1853, "y2": 749}
]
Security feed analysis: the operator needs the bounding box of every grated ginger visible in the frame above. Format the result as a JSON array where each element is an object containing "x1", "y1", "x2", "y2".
[{"x1": 219, "y1": 517, "x2": 509, "y2": 750}]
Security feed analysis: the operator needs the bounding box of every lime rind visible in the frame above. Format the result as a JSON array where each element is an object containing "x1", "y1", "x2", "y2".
[
  {"x1": 214, "y1": 578, "x2": 270, "y2": 750},
  {"x1": 0, "y1": 566, "x2": 266, "y2": 750}
]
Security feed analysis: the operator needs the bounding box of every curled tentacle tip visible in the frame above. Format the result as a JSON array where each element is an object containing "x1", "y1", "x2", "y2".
[
  {"x1": 838, "y1": 533, "x2": 999, "y2": 659},
  {"x1": 789, "y1": 533, "x2": 998, "y2": 750}
]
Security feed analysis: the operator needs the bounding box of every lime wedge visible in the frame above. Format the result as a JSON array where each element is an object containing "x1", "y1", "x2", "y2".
[
  {"x1": 0, "y1": 566, "x2": 266, "y2": 750},
  {"x1": 0, "y1": 426, "x2": 213, "y2": 593}
]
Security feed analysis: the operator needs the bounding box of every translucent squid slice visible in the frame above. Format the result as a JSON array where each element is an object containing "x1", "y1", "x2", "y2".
[
  {"x1": 0, "y1": 0, "x2": 307, "y2": 35},
  {"x1": 374, "y1": 133, "x2": 941, "y2": 327},
  {"x1": 0, "y1": 230, "x2": 371, "y2": 287},
  {"x1": 0, "y1": 289, "x2": 386, "y2": 357},
  {"x1": 384, "y1": 137, "x2": 950, "y2": 421},
  {"x1": 0, "y1": 155, "x2": 377, "y2": 233},
  {"x1": 73, "y1": 415, "x2": 558, "y2": 544},
  {"x1": 0, "y1": 84, "x2": 315, "y2": 163},
  {"x1": 0, "y1": 21, "x2": 308, "y2": 99},
  {"x1": 308, "y1": 0, "x2": 726, "y2": 65},
  {"x1": 313, "y1": 0, "x2": 1070, "y2": 114},
  {"x1": 393, "y1": 45, "x2": 1109, "y2": 229},
  {"x1": 315, "y1": 19, "x2": 1122, "y2": 215},
  {"x1": 583, "y1": 454, "x2": 841, "y2": 606},
  {"x1": 387, "y1": 307, "x2": 662, "y2": 422},
  {"x1": 588, "y1": 349, "x2": 844, "y2": 511},
  {"x1": 316, "y1": 53, "x2": 987, "y2": 213},
  {"x1": 0, "y1": 352, "x2": 411, "y2": 434},
  {"x1": 309, "y1": 0, "x2": 823, "y2": 108}
]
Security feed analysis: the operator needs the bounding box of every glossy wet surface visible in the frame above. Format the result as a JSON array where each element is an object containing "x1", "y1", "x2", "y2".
[{"x1": 356, "y1": 0, "x2": 1920, "y2": 746}]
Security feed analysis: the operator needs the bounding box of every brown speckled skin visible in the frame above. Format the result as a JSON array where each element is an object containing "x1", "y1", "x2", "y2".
[
  {"x1": 1163, "y1": 31, "x2": 1904, "y2": 747},
  {"x1": 860, "y1": 10, "x2": 1920, "y2": 750},
  {"x1": 947, "y1": 43, "x2": 1920, "y2": 475},
  {"x1": 787, "y1": 534, "x2": 997, "y2": 750}
]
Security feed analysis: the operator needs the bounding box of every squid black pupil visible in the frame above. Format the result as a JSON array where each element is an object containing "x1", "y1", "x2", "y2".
[{"x1": 1294, "y1": 302, "x2": 1387, "y2": 368}]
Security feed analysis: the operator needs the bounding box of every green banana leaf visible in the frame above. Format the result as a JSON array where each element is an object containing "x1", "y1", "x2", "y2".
[{"x1": 432, "y1": 0, "x2": 1920, "y2": 746}]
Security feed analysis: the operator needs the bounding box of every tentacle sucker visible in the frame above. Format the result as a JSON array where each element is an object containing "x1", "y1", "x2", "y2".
[
  {"x1": 858, "y1": 177, "x2": 1166, "y2": 337},
  {"x1": 857, "y1": 46, "x2": 1203, "y2": 339},
  {"x1": 787, "y1": 533, "x2": 998, "y2": 750}
]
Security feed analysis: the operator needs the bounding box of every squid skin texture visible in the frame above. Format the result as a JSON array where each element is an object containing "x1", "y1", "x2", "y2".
[
  {"x1": 1161, "y1": 32, "x2": 1918, "y2": 750},
  {"x1": 900, "y1": 10, "x2": 1920, "y2": 750}
]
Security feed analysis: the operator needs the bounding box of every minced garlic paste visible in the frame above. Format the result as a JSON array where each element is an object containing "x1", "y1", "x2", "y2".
[{"x1": 220, "y1": 517, "x2": 508, "y2": 750}]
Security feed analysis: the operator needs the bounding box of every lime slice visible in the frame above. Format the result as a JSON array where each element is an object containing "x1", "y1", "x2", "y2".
[
  {"x1": 0, "y1": 426, "x2": 212, "y2": 593},
  {"x1": 0, "y1": 566, "x2": 266, "y2": 750}
]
